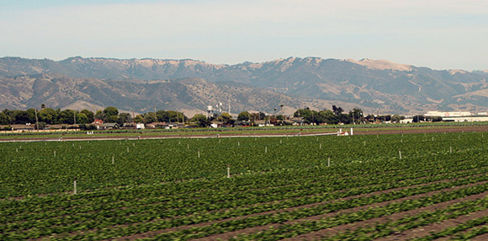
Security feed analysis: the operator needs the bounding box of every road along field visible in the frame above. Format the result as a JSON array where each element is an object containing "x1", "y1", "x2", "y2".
[{"x1": 1, "y1": 132, "x2": 488, "y2": 240}]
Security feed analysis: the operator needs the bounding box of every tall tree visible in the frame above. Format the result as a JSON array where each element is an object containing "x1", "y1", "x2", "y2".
[
  {"x1": 38, "y1": 108, "x2": 58, "y2": 124},
  {"x1": 80, "y1": 109, "x2": 94, "y2": 123},
  {"x1": 0, "y1": 112, "x2": 10, "y2": 124},
  {"x1": 191, "y1": 114, "x2": 209, "y2": 127},
  {"x1": 237, "y1": 111, "x2": 250, "y2": 121}
]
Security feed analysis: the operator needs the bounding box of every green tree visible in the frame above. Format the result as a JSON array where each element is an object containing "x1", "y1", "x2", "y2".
[
  {"x1": 118, "y1": 113, "x2": 132, "y2": 125},
  {"x1": 13, "y1": 110, "x2": 33, "y2": 124},
  {"x1": 167, "y1": 110, "x2": 182, "y2": 122},
  {"x1": 319, "y1": 110, "x2": 338, "y2": 124},
  {"x1": 94, "y1": 110, "x2": 105, "y2": 120},
  {"x1": 134, "y1": 115, "x2": 144, "y2": 123},
  {"x1": 294, "y1": 108, "x2": 320, "y2": 124},
  {"x1": 39, "y1": 108, "x2": 58, "y2": 124},
  {"x1": 217, "y1": 112, "x2": 234, "y2": 125},
  {"x1": 349, "y1": 108, "x2": 364, "y2": 124},
  {"x1": 103, "y1": 107, "x2": 119, "y2": 122},
  {"x1": 191, "y1": 114, "x2": 209, "y2": 127},
  {"x1": 80, "y1": 109, "x2": 94, "y2": 123},
  {"x1": 26, "y1": 109, "x2": 36, "y2": 123},
  {"x1": 103, "y1": 106, "x2": 119, "y2": 116},
  {"x1": 237, "y1": 111, "x2": 250, "y2": 121},
  {"x1": 156, "y1": 110, "x2": 169, "y2": 122},
  {"x1": 76, "y1": 113, "x2": 89, "y2": 124},
  {"x1": 143, "y1": 112, "x2": 157, "y2": 124},
  {"x1": 58, "y1": 109, "x2": 76, "y2": 124},
  {"x1": 413, "y1": 115, "x2": 424, "y2": 123},
  {"x1": 0, "y1": 112, "x2": 10, "y2": 124}
]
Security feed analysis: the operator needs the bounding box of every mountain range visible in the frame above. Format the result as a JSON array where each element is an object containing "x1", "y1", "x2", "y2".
[{"x1": 1, "y1": 56, "x2": 488, "y2": 116}]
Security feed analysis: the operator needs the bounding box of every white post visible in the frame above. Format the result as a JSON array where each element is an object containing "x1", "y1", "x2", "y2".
[
  {"x1": 227, "y1": 166, "x2": 230, "y2": 178},
  {"x1": 54, "y1": 151, "x2": 56, "y2": 157},
  {"x1": 399, "y1": 150, "x2": 402, "y2": 159},
  {"x1": 238, "y1": 141, "x2": 240, "y2": 146},
  {"x1": 16, "y1": 148, "x2": 18, "y2": 153},
  {"x1": 328, "y1": 157, "x2": 330, "y2": 167},
  {"x1": 79, "y1": 145, "x2": 81, "y2": 150},
  {"x1": 319, "y1": 143, "x2": 322, "y2": 149},
  {"x1": 127, "y1": 147, "x2": 129, "y2": 153},
  {"x1": 450, "y1": 146, "x2": 452, "y2": 153},
  {"x1": 280, "y1": 139, "x2": 282, "y2": 144},
  {"x1": 198, "y1": 150, "x2": 200, "y2": 158},
  {"x1": 73, "y1": 179, "x2": 77, "y2": 195},
  {"x1": 112, "y1": 155, "x2": 115, "y2": 164},
  {"x1": 265, "y1": 146, "x2": 268, "y2": 153},
  {"x1": 350, "y1": 128, "x2": 353, "y2": 136}
]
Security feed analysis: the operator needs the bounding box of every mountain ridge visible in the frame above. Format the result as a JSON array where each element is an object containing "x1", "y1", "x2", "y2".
[{"x1": 1, "y1": 56, "x2": 488, "y2": 115}]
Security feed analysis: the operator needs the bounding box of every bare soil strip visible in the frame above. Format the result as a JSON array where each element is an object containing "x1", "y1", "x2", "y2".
[{"x1": 118, "y1": 180, "x2": 488, "y2": 241}]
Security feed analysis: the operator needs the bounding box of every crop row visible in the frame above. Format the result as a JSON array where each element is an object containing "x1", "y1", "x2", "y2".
[{"x1": 29, "y1": 176, "x2": 488, "y2": 240}]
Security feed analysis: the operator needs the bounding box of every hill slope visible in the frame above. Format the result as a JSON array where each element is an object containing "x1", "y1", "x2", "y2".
[{"x1": 1, "y1": 56, "x2": 488, "y2": 114}]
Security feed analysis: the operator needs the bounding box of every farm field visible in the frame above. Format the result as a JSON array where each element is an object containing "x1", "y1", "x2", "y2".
[{"x1": 1, "y1": 132, "x2": 488, "y2": 240}]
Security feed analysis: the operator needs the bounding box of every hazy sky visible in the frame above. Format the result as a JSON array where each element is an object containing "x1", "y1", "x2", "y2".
[{"x1": 1, "y1": 0, "x2": 487, "y2": 70}]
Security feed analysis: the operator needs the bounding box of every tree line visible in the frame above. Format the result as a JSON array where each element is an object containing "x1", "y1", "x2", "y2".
[
  {"x1": 1, "y1": 105, "x2": 414, "y2": 129},
  {"x1": 0, "y1": 106, "x2": 187, "y2": 127}
]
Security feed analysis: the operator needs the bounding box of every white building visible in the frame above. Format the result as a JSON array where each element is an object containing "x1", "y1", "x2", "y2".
[{"x1": 425, "y1": 111, "x2": 472, "y2": 117}]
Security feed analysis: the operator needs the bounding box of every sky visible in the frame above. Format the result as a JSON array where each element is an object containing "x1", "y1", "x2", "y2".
[{"x1": 1, "y1": 0, "x2": 487, "y2": 70}]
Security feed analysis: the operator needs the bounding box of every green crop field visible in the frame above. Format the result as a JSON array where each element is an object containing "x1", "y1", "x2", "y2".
[{"x1": 1, "y1": 132, "x2": 488, "y2": 240}]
